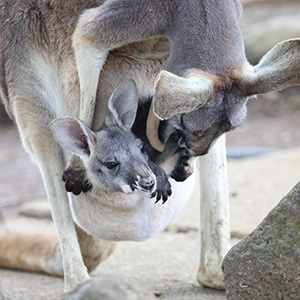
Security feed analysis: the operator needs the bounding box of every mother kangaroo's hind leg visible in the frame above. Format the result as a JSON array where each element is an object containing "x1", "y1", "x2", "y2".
[
  {"x1": 7, "y1": 49, "x2": 90, "y2": 289},
  {"x1": 14, "y1": 100, "x2": 89, "y2": 291}
]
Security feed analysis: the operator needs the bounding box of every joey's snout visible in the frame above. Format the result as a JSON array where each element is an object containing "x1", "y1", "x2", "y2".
[
  {"x1": 132, "y1": 162, "x2": 156, "y2": 194},
  {"x1": 137, "y1": 176, "x2": 156, "y2": 193}
]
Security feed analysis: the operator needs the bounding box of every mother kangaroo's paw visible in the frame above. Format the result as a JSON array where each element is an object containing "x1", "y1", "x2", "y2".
[{"x1": 62, "y1": 167, "x2": 92, "y2": 196}]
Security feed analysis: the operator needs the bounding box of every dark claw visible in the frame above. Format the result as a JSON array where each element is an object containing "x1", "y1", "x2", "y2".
[
  {"x1": 154, "y1": 191, "x2": 162, "y2": 203},
  {"x1": 156, "y1": 191, "x2": 162, "y2": 202},
  {"x1": 153, "y1": 185, "x2": 172, "y2": 204},
  {"x1": 162, "y1": 194, "x2": 168, "y2": 203}
]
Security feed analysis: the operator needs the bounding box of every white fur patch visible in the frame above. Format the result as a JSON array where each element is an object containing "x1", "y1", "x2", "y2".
[
  {"x1": 29, "y1": 52, "x2": 62, "y2": 116},
  {"x1": 121, "y1": 184, "x2": 133, "y2": 194}
]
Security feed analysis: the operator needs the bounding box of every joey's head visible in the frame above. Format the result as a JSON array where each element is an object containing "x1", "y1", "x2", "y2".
[
  {"x1": 51, "y1": 81, "x2": 156, "y2": 194},
  {"x1": 147, "y1": 39, "x2": 300, "y2": 156},
  {"x1": 90, "y1": 126, "x2": 155, "y2": 194}
]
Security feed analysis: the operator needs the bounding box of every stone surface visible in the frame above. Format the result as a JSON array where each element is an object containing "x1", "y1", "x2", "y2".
[
  {"x1": 61, "y1": 277, "x2": 157, "y2": 300},
  {"x1": 222, "y1": 182, "x2": 300, "y2": 300}
]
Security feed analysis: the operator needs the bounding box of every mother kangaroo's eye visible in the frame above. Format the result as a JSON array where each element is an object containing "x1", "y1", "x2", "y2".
[{"x1": 105, "y1": 162, "x2": 119, "y2": 170}]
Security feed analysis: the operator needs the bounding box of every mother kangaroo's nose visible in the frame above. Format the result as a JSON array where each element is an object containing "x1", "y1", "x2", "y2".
[{"x1": 138, "y1": 176, "x2": 155, "y2": 192}]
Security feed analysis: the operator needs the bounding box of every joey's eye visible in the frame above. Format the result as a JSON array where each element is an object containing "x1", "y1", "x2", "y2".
[
  {"x1": 193, "y1": 130, "x2": 204, "y2": 136},
  {"x1": 105, "y1": 162, "x2": 119, "y2": 170},
  {"x1": 141, "y1": 145, "x2": 145, "y2": 153}
]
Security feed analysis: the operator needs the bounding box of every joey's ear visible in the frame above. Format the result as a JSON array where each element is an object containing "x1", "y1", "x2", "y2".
[
  {"x1": 50, "y1": 117, "x2": 95, "y2": 157},
  {"x1": 105, "y1": 80, "x2": 138, "y2": 130},
  {"x1": 236, "y1": 38, "x2": 300, "y2": 96}
]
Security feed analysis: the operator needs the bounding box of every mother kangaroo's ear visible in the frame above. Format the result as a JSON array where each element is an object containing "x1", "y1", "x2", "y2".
[
  {"x1": 105, "y1": 80, "x2": 139, "y2": 131},
  {"x1": 235, "y1": 38, "x2": 300, "y2": 96}
]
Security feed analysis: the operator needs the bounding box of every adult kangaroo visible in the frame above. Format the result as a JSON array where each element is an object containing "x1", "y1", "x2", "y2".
[{"x1": 0, "y1": 0, "x2": 299, "y2": 295}]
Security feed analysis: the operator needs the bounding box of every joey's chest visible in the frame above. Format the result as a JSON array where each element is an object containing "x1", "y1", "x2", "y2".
[{"x1": 69, "y1": 170, "x2": 197, "y2": 241}]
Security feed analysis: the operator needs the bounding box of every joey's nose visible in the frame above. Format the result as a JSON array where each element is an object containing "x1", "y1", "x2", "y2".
[{"x1": 139, "y1": 177, "x2": 155, "y2": 192}]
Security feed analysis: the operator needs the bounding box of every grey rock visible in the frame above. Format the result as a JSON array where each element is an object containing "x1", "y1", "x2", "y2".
[
  {"x1": 222, "y1": 181, "x2": 300, "y2": 300},
  {"x1": 60, "y1": 276, "x2": 157, "y2": 300}
]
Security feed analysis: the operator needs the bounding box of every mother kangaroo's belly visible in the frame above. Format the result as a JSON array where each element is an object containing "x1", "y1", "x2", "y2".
[{"x1": 70, "y1": 171, "x2": 197, "y2": 241}]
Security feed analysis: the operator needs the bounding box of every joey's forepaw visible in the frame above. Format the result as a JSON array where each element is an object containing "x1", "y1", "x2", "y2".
[
  {"x1": 62, "y1": 168, "x2": 92, "y2": 196},
  {"x1": 151, "y1": 179, "x2": 172, "y2": 204},
  {"x1": 171, "y1": 155, "x2": 194, "y2": 182}
]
